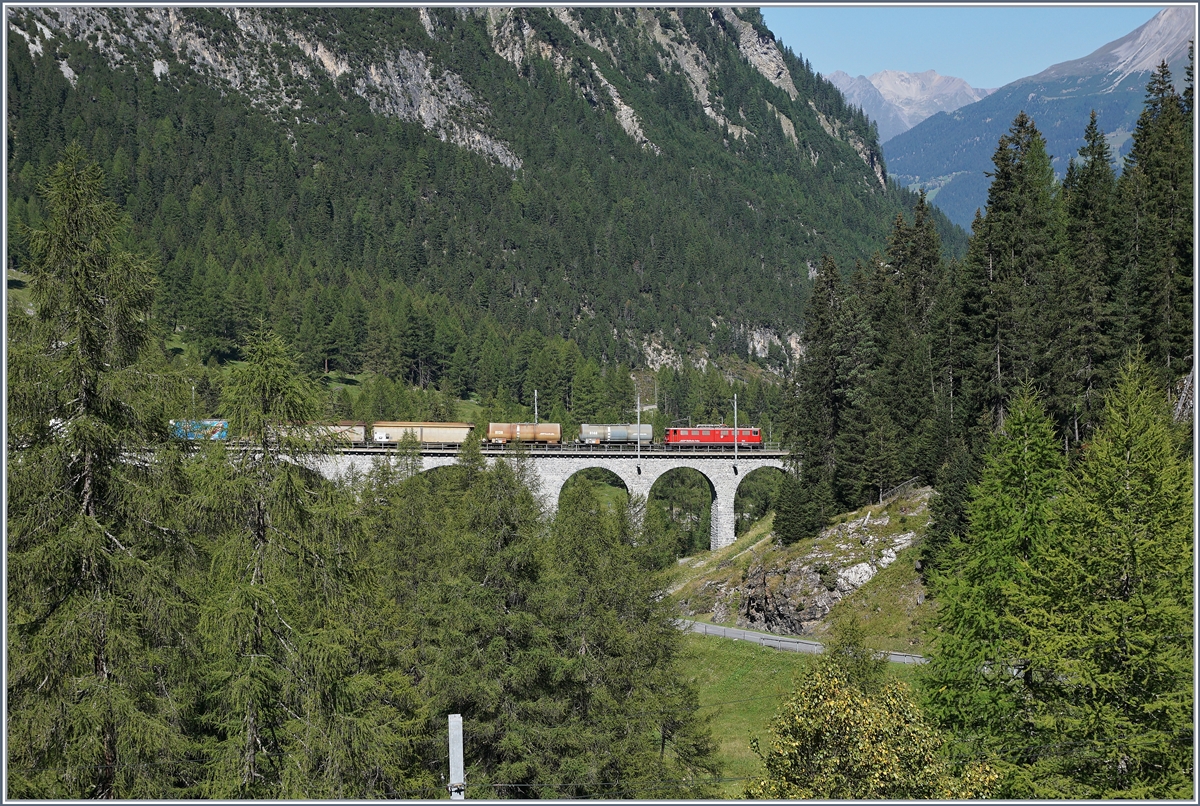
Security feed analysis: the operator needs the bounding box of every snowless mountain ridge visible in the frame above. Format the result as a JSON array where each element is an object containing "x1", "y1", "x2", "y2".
[
  {"x1": 827, "y1": 68, "x2": 992, "y2": 143},
  {"x1": 1029, "y1": 5, "x2": 1195, "y2": 88}
]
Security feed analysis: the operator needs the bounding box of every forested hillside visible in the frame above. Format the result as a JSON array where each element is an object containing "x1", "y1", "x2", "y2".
[
  {"x1": 7, "y1": 6, "x2": 962, "y2": 385},
  {"x1": 774, "y1": 59, "x2": 1193, "y2": 557}
]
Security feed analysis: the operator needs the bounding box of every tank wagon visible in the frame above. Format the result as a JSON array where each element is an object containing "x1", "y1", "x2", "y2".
[
  {"x1": 664, "y1": 425, "x2": 763, "y2": 448},
  {"x1": 372, "y1": 422, "x2": 474, "y2": 445},
  {"x1": 577, "y1": 423, "x2": 653, "y2": 445},
  {"x1": 487, "y1": 422, "x2": 562, "y2": 444}
]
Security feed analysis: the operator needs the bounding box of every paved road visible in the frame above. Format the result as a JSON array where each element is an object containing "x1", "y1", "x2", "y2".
[{"x1": 680, "y1": 619, "x2": 927, "y2": 665}]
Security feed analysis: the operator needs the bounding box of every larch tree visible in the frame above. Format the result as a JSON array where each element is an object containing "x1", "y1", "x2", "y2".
[
  {"x1": 1018, "y1": 358, "x2": 1193, "y2": 798},
  {"x1": 923, "y1": 386, "x2": 1066, "y2": 774},
  {"x1": 6, "y1": 144, "x2": 198, "y2": 798},
  {"x1": 191, "y1": 328, "x2": 427, "y2": 797},
  {"x1": 539, "y1": 483, "x2": 718, "y2": 798}
]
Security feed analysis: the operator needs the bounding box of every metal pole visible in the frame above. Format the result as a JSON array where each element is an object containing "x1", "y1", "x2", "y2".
[
  {"x1": 734, "y1": 393, "x2": 738, "y2": 467},
  {"x1": 637, "y1": 390, "x2": 641, "y2": 468},
  {"x1": 449, "y1": 714, "x2": 464, "y2": 799},
  {"x1": 534, "y1": 390, "x2": 538, "y2": 425}
]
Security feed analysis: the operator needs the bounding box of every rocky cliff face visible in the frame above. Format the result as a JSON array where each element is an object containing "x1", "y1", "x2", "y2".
[
  {"x1": 1031, "y1": 5, "x2": 1194, "y2": 89},
  {"x1": 12, "y1": 6, "x2": 886, "y2": 184},
  {"x1": 12, "y1": 6, "x2": 523, "y2": 168}
]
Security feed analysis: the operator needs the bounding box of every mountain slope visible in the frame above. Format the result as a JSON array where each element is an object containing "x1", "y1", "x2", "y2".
[
  {"x1": 884, "y1": 6, "x2": 1194, "y2": 227},
  {"x1": 7, "y1": 6, "x2": 964, "y2": 376},
  {"x1": 829, "y1": 69, "x2": 993, "y2": 143}
]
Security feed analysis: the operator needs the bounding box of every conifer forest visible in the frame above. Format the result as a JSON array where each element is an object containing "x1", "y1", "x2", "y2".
[{"x1": 5, "y1": 7, "x2": 1193, "y2": 799}]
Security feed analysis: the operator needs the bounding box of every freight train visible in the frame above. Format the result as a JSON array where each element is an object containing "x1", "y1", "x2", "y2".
[{"x1": 169, "y1": 420, "x2": 764, "y2": 448}]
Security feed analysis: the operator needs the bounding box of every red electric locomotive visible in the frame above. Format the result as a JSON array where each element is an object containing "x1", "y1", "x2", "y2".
[{"x1": 663, "y1": 424, "x2": 762, "y2": 448}]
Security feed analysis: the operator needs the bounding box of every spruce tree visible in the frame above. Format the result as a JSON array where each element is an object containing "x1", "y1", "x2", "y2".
[
  {"x1": 6, "y1": 144, "x2": 197, "y2": 798},
  {"x1": 955, "y1": 113, "x2": 1066, "y2": 436},
  {"x1": 1056, "y1": 110, "x2": 1119, "y2": 445},
  {"x1": 775, "y1": 255, "x2": 842, "y2": 541},
  {"x1": 1117, "y1": 62, "x2": 1193, "y2": 383}
]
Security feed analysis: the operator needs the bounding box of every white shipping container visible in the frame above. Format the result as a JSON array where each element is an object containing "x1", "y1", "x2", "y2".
[{"x1": 372, "y1": 422, "x2": 474, "y2": 444}]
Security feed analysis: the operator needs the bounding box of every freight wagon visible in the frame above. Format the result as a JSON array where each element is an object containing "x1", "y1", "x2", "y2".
[
  {"x1": 271, "y1": 422, "x2": 367, "y2": 442},
  {"x1": 576, "y1": 423, "x2": 653, "y2": 445},
  {"x1": 170, "y1": 419, "x2": 229, "y2": 440},
  {"x1": 371, "y1": 422, "x2": 475, "y2": 445},
  {"x1": 663, "y1": 425, "x2": 762, "y2": 447},
  {"x1": 487, "y1": 422, "x2": 562, "y2": 444}
]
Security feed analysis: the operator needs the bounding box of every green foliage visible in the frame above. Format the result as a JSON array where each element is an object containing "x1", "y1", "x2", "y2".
[
  {"x1": 744, "y1": 665, "x2": 998, "y2": 799},
  {"x1": 355, "y1": 453, "x2": 719, "y2": 799},
  {"x1": 923, "y1": 387, "x2": 1065, "y2": 763},
  {"x1": 1012, "y1": 358, "x2": 1194, "y2": 798},
  {"x1": 1116, "y1": 61, "x2": 1193, "y2": 383},
  {"x1": 818, "y1": 613, "x2": 889, "y2": 692},
  {"x1": 7, "y1": 145, "x2": 196, "y2": 798},
  {"x1": 956, "y1": 113, "x2": 1067, "y2": 435},
  {"x1": 924, "y1": 360, "x2": 1193, "y2": 798}
]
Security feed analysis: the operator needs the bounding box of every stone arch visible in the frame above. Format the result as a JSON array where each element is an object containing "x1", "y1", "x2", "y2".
[
  {"x1": 733, "y1": 464, "x2": 787, "y2": 537},
  {"x1": 646, "y1": 466, "x2": 719, "y2": 556},
  {"x1": 315, "y1": 451, "x2": 785, "y2": 551},
  {"x1": 557, "y1": 466, "x2": 631, "y2": 510}
]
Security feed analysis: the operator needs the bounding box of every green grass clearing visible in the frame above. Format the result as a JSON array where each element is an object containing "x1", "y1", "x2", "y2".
[{"x1": 682, "y1": 632, "x2": 815, "y2": 797}]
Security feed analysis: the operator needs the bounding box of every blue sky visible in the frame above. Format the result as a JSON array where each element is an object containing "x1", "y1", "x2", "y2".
[{"x1": 760, "y1": 5, "x2": 1167, "y2": 89}]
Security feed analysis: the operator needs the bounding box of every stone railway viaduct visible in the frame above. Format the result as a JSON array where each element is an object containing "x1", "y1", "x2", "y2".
[{"x1": 314, "y1": 446, "x2": 787, "y2": 550}]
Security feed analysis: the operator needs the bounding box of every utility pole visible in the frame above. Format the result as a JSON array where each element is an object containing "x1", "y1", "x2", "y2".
[
  {"x1": 534, "y1": 389, "x2": 538, "y2": 425},
  {"x1": 448, "y1": 714, "x2": 464, "y2": 800},
  {"x1": 733, "y1": 393, "x2": 738, "y2": 474},
  {"x1": 636, "y1": 390, "x2": 641, "y2": 474}
]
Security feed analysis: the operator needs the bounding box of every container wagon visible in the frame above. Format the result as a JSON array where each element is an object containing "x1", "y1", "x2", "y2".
[
  {"x1": 487, "y1": 422, "x2": 561, "y2": 444},
  {"x1": 271, "y1": 422, "x2": 367, "y2": 442},
  {"x1": 170, "y1": 419, "x2": 229, "y2": 440},
  {"x1": 577, "y1": 423, "x2": 653, "y2": 445},
  {"x1": 372, "y1": 422, "x2": 475, "y2": 445}
]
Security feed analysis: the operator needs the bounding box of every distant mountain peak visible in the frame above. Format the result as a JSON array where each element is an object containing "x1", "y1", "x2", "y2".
[
  {"x1": 882, "y1": 5, "x2": 1196, "y2": 229},
  {"x1": 1030, "y1": 6, "x2": 1195, "y2": 89},
  {"x1": 828, "y1": 68, "x2": 992, "y2": 143}
]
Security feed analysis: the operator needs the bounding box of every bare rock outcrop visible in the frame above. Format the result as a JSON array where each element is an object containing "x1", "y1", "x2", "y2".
[
  {"x1": 696, "y1": 492, "x2": 931, "y2": 636},
  {"x1": 13, "y1": 7, "x2": 521, "y2": 170}
]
